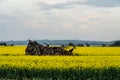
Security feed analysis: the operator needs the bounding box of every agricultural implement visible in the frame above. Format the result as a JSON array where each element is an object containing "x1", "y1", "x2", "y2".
[{"x1": 25, "y1": 40, "x2": 75, "y2": 55}]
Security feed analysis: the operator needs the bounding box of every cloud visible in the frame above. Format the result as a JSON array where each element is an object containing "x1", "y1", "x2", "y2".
[
  {"x1": 37, "y1": 2, "x2": 74, "y2": 11},
  {"x1": 84, "y1": 0, "x2": 120, "y2": 7},
  {"x1": 88, "y1": 18, "x2": 100, "y2": 21},
  {"x1": 0, "y1": 0, "x2": 120, "y2": 41},
  {"x1": 36, "y1": 0, "x2": 120, "y2": 11}
]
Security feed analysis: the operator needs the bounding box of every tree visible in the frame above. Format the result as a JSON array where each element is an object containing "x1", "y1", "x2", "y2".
[
  {"x1": 10, "y1": 44, "x2": 14, "y2": 46},
  {"x1": 102, "y1": 44, "x2": 106, "y2": 47},
  {"x1": 68, "y1": 42, "x2": 75, "y2": 46},
  {"x1": 110, "y1": 41, "x2": 120, "y2": 46},
  {"x1": 85, "y1": 43, "x2": 90, "y2": 47},
  {"x1": 0, "y1": 42, "x2": 7, "y2": 46},
  {"x1": 3, "y1": 43, "x2": 7, "y2": 46},
  {"x1": 77, "y1": 44, "x2": 84, "y2": 47}
]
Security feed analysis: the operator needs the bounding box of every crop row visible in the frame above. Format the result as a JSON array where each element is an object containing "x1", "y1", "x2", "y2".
[
  {"x1": 0, "y1": 56, "x2": 120, "y2": 79},
  {"x1": 0, "y1": 46, "x2": 120, "y2": 56}
]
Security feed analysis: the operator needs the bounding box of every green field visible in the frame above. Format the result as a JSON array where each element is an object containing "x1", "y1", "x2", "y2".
[{"x1": 0, "y1": 46, "x2": 120, "y2": 79}]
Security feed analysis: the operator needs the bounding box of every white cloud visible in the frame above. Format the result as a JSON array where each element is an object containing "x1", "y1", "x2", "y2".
[{"x1": 0, "y1": 0, "x2": 120, "y2": 41}]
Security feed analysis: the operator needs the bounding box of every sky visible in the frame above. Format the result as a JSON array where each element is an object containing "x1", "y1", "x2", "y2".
[{"x1": 0, "y1": 0, "x2": 120, "y2": 41}]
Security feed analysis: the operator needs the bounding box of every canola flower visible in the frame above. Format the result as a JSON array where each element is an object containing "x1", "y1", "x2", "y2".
[
  {"x1": 0, "y1": 46, "x2": 26, "y2": 56},
  {"x1": 0, "y1": 46, "x2": 120, "y2": 79},
  {"x1": 0, "y1": 56, "x2": 120, "y2": 69},
  {"x1": 0, "y1": 46, "x2": 120, "y2": 56},
  {"x1": 74, "y1": 47, "x2": 120, "y2": 56}
]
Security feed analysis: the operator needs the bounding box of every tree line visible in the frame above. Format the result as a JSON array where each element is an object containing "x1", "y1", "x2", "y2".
[
  {"x1": 67, "y1": 41, "x2": 120, "y2": 47},
  {"x1": 67, "y1": 42, "x2": 90, "y2": 47},
  {"x1": 0, "y1": 42, "x2": 14, "y2": 46},
  {"x1": 110, "y1": 41, "x2": 120, "y2": 47},
  {"x1": 0, "y1": 41, "x2": 120, "y2": 47}
]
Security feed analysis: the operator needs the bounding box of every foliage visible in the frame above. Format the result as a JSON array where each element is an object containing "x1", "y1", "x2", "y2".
[
  {"x1": 77, "y1": 44, "x2": 84, "y2": 47},
  {"x1": 0, "y1": 56, "x2": 120, "y2": 79},
  {"x1": 110, "y1": 41, "x2": 120, "y2": 46},
  {"x1": 0, "y1": 46, "x2": 120, "y2": 79},
  {"x1": 0, "y1": 42, "x2": 7, "y2": 46},
  {"x1": 68, "y1": 42, "x2": 75, "y2": 46},
  {"x1": 85, "y1": 43, "x2": 90, "y2": 47}
]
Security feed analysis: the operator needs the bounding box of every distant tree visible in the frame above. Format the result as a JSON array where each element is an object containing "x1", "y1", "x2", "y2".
[
  {"x1": 110, "y1": 41, "x2": 120, "y2": 46},
  {"x1": 68, "y1": 42, "x2": 75, "y2": 46},
  {"x1": 0, "y1": 43, "x2": 2, "y2": 46},
  {"x1": 3, "y1": 42, "x2": 7, "y2": 46},
  {"x1": 0, "y1": 42, "x2": 7, "y2": 46},
  {"x1": 102, "y1": 44, "x2": 106, "y2": 47},
  {"x1": 85, "y1": 43, "x2": 90, "y2": 47},
  {"x1": 10, "y1": 44, "x2": 14, "y2": 46},
  {"x1": 114, "y1": 41, "x2": 120, "y2": 46},
  {"x1": 77, "y1": 44, "x2": 84, "y2": 47}
]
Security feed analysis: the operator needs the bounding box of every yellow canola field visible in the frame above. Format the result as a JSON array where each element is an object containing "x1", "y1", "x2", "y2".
[
  {"x1": 0, "y1": 46, "x2": 120, "y2": 69},
  {"x1": 0, "y1": 46, "x2": 120, "y2": 79},
  {"x1": 0, "y1": 46, "x2": 26, "y2": 55},
  {"x1": 0, "y1": 56, "x2": 120, "y2": 69},
  {"x1": 0, "y1": 46, "x2": 120, "y2": 56},
  {"x1": 73, "y1": 47, "x2": 120, "y2": 56}
]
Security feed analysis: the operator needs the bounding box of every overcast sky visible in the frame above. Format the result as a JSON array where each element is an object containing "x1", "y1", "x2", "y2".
[{"x1": 0, "y1": 0, "x2": 120, "y2": 41}]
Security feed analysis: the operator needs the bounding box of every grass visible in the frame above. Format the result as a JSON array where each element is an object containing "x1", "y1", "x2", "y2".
[{"x1": 0, "y1": 46, "x2": 120, "y2": 79}]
